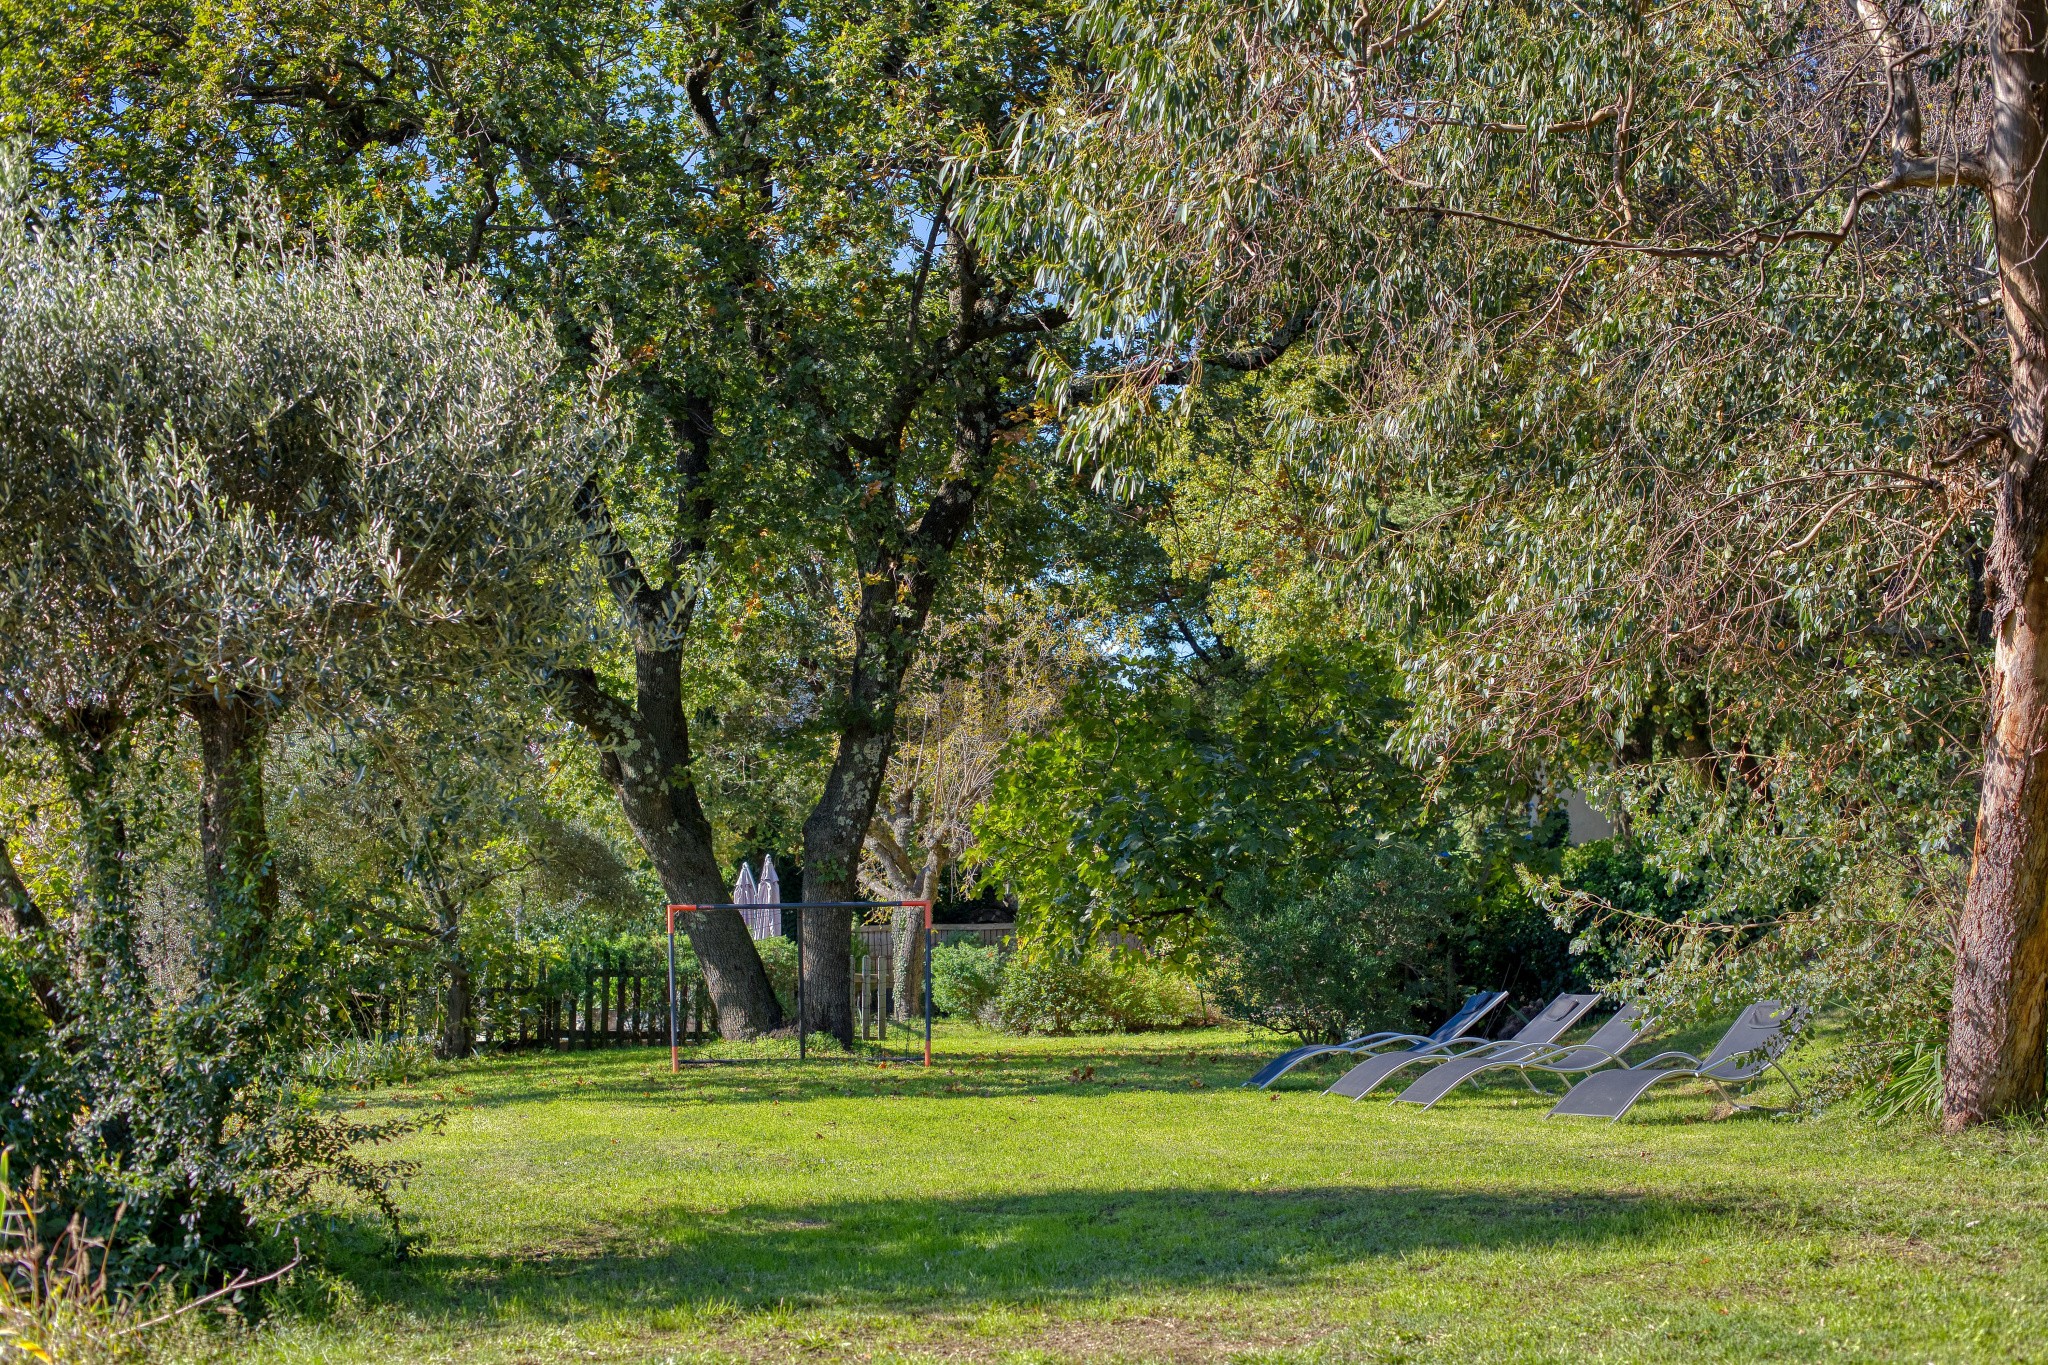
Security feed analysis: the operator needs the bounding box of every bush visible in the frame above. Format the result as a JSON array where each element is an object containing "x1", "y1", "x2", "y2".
[
  {"x1": 1206, "y1": 842, "x2": 1470, "y2": 1043},
  {"x1": 2, "y1": 987, "x2": 430, "y2": 1293},
  {"x1": 757, "y1": 936, "x2": 800, "y2": 1018},
  {"x1": 988, "y1": 951, "x2": 1205, "y2": 1035},
  {"x1": 931, "y1": 941, "x2": 1006, "y2": 1019}
]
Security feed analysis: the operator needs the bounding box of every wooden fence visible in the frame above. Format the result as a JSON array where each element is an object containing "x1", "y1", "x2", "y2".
[
  {"x1": 472, "y1": 963, "x2": 720, "y2": 1050},
  {"x1": 356, "y1": 923, "x2": 1128, "y2": 1051},
  {"x1": 358, "y1": 954, "x2": 915, "y2": 1050}
]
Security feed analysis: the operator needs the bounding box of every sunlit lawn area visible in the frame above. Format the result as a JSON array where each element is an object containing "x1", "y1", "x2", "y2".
[{"x1": 206, "y1": 1022, "x2": 2048, "y2": 1363}]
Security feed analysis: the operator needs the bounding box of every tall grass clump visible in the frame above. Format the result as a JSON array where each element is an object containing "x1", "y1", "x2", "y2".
[{"x1": 299, "y1": 1036, "x2": 440, "y2": 1091}]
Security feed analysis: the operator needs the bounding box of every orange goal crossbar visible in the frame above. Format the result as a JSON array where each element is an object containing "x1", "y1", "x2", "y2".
[{"x1": 665, "y1": 899, "x2": 934, "y2": 1072}]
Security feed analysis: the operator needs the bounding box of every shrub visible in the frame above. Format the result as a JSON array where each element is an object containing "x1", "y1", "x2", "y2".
[
  {"x1": 2, "y1": 987, "x2": 430, "y2": 1293},
  {"x1": 931, "y1": 941, "x2": 1006, "y2": 1019},
  {"x1": 989, "y1": 951, "x2": 1205, "y2": 1035},
  {"x1": 757, "y1": 936, "x2": 800, "y2": 1018},
  {"x1": 1206, "y1": 842, "x2": 1469, "y2": 1043}
]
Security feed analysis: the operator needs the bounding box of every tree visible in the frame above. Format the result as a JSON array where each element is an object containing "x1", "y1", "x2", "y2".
[
  {"x1": 998, "y1": 0, "x2": 2037, "y2": 1123},
  {"x1": 3, "y1": 0, "x2": 1097, "y2": 1043},
  {"x1": 859, "y1": 590, "x2": 1086, "y2": 1016},
  {"x1": 0, "y1": 178, "x2": 577, "y2": 992},
  {"x1": 978, "y1": 641, "x2": 1427, "y2": 952}
]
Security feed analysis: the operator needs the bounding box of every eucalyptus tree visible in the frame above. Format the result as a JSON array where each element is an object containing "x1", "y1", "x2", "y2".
[
  {"x1": 984, "y1": 0, "x2": 2045, "y2": 1122},
  {"x1": 1, "y1": 0, "x2": 1103, "y2": 1041},
  {"x1": 0, "y1": 180, "x2": 578, "y2": 989}
]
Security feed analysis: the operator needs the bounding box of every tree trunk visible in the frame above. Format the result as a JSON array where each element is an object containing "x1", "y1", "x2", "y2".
[
  {"x1": 431, "y1": 885, "x2": 473, "y2": 1060},
  {"x1": 1948, "y1": 0, "x2": 2048, "y2": 1128},
  {"x1": 442, "y1": 950, "x2": 473, "y2": 1060},
  {"x1": 866, "y1": 799, "x2": 941, "y2": 1021},
  {"x1": 36, "y1": 706, "x2": 134, "y2": 974},
  {"x1": 891, "y1": 905, "x2": 925, "y2": 1022},
  {"x1": 182, "y1": 690, "x2": 278, "y2": 982},
  {"x1": 558, "y1": 650, "x2": 783, "y2": 1038},
  {"x1": 803, "y1": 724, "x2": 899, "y2": 1045},
  {"x1": 801, "y1": 355, "x2": 1005, "y2": 1044}
]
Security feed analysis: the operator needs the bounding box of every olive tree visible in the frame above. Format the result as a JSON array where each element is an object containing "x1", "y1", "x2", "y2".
[{"x1": 0, "y1": 173, "x2": 581, "y2": 988}]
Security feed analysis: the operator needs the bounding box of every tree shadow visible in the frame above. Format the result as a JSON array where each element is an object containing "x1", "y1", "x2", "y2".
[
  {"x1": 364, "y1": 1041, "x2": 1299, "y2": 1112},
  {"x1": 329, "y1": 1182, "x2": 1739, "y2": 1325}
]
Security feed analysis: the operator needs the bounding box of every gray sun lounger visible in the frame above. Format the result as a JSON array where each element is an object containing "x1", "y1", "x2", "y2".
[
  {"x1": 1326, "y1": 992, "x2": 1602, "y2": 1100},
  {"x1": 1548, "y1": 1000, "x2": 1807, "y2": 1121},
  {"x1": 1391, "y1": 1002, "x2": 1649, "y2": 1109},
  {"x1": 1241, "y1": 990, "x2": 1507, "y2": 1089}
]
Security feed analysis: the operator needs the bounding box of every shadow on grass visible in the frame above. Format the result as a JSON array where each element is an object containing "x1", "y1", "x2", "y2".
[
  {"x1": 328, "y1": 1182, "x2": 1733, "y2": 1324},
  {"x1": 367, "y1": 1042, "x2": 1299, "y2": 1112}
]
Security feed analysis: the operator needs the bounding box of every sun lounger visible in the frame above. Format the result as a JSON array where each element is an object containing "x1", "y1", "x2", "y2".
[
  {"x1": 1390, "y1": 1002, "x2": 1648, "y2": 1109},
  {"x1": 1547, "y1": 1000, "x2": 1807, "y2": 1121},
  {"x1": 1326, "y1": 992, "x2": 1602, "y2": 1100},
  {"x1": 1241, "y1": 991, "x2": 1508, "y2": 1089}
]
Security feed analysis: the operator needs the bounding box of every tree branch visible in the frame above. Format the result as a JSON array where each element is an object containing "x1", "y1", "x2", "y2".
[
  {"x1": 573, "y1": 477, "x2": 690, "y2": 644},
  {"x1": 550, "y1": 666, "x2": 640, "y2": 754},
  {"x1": 683, "y1": 64, "x2": 723, "y2": 141},
  {"x1": 1064, "y1": 311, "x2": 1312, "y2": 402},
  {"x1": 1852, "y1": 2, "x2": 1990, "y2": 187},
  {"x1": 865, "y1": 815, "x2": 920, "y2": 887},
  {"x1": 1361, "y1": 0, "x2": 1455, "y2": 60}
]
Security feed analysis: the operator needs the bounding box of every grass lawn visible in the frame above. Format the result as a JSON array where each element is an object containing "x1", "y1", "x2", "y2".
[{"x1": 194, "y1": 1022, "x2": 2048, "y2": 1363}]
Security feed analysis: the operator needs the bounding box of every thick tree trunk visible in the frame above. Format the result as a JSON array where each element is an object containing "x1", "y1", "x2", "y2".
[
  {"x1": 1948, "y1": 0, "x2": 2048, "y2": 1128},
  {"x1": 558, "y1": 651, "x2": 782, "y2": 1038},
  {"x1": 182, "y1": 690, "x2": 278, "y2": 981},
  {"x1": 431, "y1": 885, "x2": 473, "y2": 1060},
  {"x1": 800, "y1": 350, "x2": 1004, "y2": 1044},
  {"x1": 442, "y1": 951, "x2": 473, "y2": 1060},
  {"x1": 37, "y1": 706, "x2": 134, "y2": 973},
  {"x1": 803, "y1": 728, "x2": 894, "y2": 1045}
]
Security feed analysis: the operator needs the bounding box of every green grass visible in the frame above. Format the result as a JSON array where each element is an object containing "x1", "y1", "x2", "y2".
[{"x1": 196, "y1": 1022, "x2": 2048, "y2": 1363}]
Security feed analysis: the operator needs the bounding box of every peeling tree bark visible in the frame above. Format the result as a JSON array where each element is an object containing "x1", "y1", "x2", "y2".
[{"x1": 1946, "y1": 0, "x2": 2048, "y2": 1127}]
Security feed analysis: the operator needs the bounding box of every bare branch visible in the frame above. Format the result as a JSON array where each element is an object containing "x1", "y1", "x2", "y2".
[
  {"x1": 1361, "y1": 0, "x2": 1455, "y2": 60},
  {"x1": 1065, "y1": 311, "x2": 1313, "y2": 402},
  {"x1": 1852, "y1": 1, "x2": 1990, "y2": 188},
  {"x1": 865, "y1": 815, "x2": 920, "y2": 888}
]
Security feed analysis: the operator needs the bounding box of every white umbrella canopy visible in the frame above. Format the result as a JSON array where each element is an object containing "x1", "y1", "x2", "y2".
[
  {"x1": 757, "y1": 854, "x2": 782, "y2": 905},
  {"x1": 732, "y1": 862, "x2": 758, "y2": 907}
]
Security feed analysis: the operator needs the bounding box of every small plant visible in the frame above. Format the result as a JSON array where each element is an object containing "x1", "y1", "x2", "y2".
[
  {"x1": 757, "y1": 937, "x2": 800, "y2": 1018},
  {"x1": 299, "y1": 1035, "x2": 440, "y2": 1090},
  {"x1": 1866, "y1": 1039, "x2": 1945, "y2": 1123},
  {"x1": 0, "y1": 1164, "x2": 136, "y2": 1365}
]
